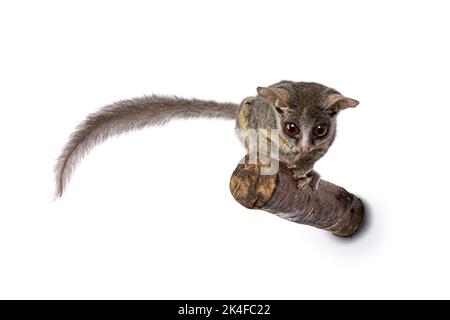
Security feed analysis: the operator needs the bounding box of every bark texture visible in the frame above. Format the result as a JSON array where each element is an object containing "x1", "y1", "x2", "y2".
[{"x1": 230, "y1": 156, "x2": 364, "y2": 237}]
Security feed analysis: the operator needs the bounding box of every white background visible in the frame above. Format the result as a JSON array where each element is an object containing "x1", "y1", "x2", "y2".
[{"x1": 1, "y1": 0, "x2": 449, "y2": 299}]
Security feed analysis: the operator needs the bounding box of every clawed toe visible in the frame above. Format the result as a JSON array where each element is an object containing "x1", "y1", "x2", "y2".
[
  {"x1": 296, "y1": 179, "x2": 310, "y2": 190},
  {"x1": 294, "y1": 175, "x2": 311, "y2": 190},
  {"x1": 292, "y1": 173, "x2": 305, "y2": 180},
  {"x1": 307, "y1": 171, "x2": 320, "y2": 190}
]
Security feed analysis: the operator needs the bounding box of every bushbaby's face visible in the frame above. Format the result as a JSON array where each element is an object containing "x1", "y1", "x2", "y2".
[
  {"x1": 256, "y1": 81, "x2": 359, "y2": 162},
  {"x1": 279, "y1": 104, "x2": 337, "y2": 159}
]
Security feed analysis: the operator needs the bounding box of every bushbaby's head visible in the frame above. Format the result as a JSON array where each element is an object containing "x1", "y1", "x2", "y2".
[{"x1": 256, "y1": 81, "x2": 359, "y2": 161}]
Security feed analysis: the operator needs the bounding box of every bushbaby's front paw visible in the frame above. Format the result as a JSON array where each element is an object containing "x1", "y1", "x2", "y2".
[
  {"x1": 293, "y1": 173, "x2": 311, "y2": 191},
  {"x1": 307, "y1": 170, "x2": 321, "y2": 190}
]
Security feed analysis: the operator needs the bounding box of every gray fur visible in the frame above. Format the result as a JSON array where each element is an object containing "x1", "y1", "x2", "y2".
[
  {"x1": 55, "y1": 81, "x2": 358, "y2": 197},
  {"x1": 55, "y1": 95, "x2": 238, "y2": 197},
  {"x1": 236, "y1": 81, "x2": 359, "y2": 189}
]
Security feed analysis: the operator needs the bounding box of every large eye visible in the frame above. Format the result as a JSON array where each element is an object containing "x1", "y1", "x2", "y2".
[
  {"x1": 283, "y1": 122, "x2": 300, "y2": 137},
  {"x1": 313, "y1": 124, "x2": 328, "y2": 137}
]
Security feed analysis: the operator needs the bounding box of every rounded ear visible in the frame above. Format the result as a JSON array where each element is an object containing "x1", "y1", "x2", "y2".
[
  {"x1": 256, "y1": 86, "x2": 290, "y2": 111},
  {"x1": 326, "y1": 93, "x2": 359, "y2": 113}
]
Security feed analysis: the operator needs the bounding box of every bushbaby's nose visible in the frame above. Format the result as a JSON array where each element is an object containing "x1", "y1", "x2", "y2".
[{"x1": 299, "y1": 146, "x2": 311, "y2": 155}]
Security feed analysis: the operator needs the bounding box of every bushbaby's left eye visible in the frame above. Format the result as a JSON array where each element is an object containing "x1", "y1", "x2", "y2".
[{"x1": 313, "y1": 124, "x2": 328, "y2": 137}]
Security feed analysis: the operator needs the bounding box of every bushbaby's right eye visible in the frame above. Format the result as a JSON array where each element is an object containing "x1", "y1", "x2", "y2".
[{"x1": 283, "y1": 122, "x2": 300, "y2": 138}]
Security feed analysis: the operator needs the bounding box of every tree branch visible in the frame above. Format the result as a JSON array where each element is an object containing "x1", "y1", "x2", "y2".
[{"x1": 230, "y1": 156, "x2": 364, "y2": 237}]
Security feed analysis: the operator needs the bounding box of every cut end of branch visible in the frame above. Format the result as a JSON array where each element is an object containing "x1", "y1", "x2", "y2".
[{"x1": 230, "y1": 159, "x2": 277, "y2": 209}]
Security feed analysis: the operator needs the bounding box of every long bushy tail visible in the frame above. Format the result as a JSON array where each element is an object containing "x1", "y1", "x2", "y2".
[{"x1": 54, "y1": 95, "x2": 239, "y2": 197}]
